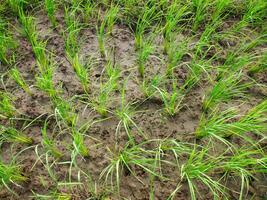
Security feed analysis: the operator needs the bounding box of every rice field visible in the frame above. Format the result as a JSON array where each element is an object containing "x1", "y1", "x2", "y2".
[{"x1": 0, "y1": 0, "x2": 266, "y2": 199}]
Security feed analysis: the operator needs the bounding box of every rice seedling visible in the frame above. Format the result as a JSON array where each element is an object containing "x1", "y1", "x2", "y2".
[
  {"x1": 53, "y1": 97, "x2": 77, "y2": 127},
  {"x1": 44, "y1": 0, "x2": 57, "y2": 27},
  {"x1": 7, "y1": 0, "x2": 25, "y2": 14},
  {"x1": 141, "y1": 74, "x2": 162, "y2": 98},
  {"x1": 100, "y1": 142, "x2": 161, "y2": 194},
  {"x1": 18, "y1": 11, "x2": 51, "y2": 72},
  {"x1": 0, "y1": 36, "x2": 14, "y2": 65},
  {"x1": 64, "y1": 7, "x2": 93, "y2": 93},
  {"x1": 33, "y1": 41, "x2": 51, "y2": 73},
  {"x1": 195, "y1": 109, "x2": 232, "y2": 139},
  {"x1": 71, "y1": 128, "x2": 89, "y2": 157},
  {"x1": 0, "y1": 35, "x2": 11, "y2": 65},
  {"x1": 96, "y1": 6, "x2": 119, "y2": 57},
  {"x1": 154, "y1": 82, "x2": 185, "y2": 116},
  {"x1": 45, "y1": 97, "x2": 88, "y2": 158},
  {"x1": 180, "y1": 146, "x2": 226, "y2": 200},
  {"x1": 134, "y1": 3, "x2": 161, "y2": 49},
  {"x1": 104, "y1": 59, "x2": 121, "y2": 92},
  {"x1": 196, "y1": 100, "x2": 267, "y2": 140},
  {"x1": 105, "y1": 59, "x2": 120, "y2": 81},
  {"x1": 41, "y1": 120, "x2": 63, "y2": 158},
  {"x1": 194, "y1": 16, "x2": 225, "y2": 60},
  {"x1": 66, "y1": 53, "x2": 90, "y2": 93},
  {"x1": 249, "y1": 50, "x2": 267, "y2": 74},
  {"x1": 70, "y1": 0, "x2": 83, "y2": 8},
  {"x1": 18, "y1": 11, "x2": 38, "y2": 47},
  {"x1": 0, "y1": 2, "x2": 7, "y2": 14},
  {"x1": 33, "y1": 145, "x2": 58, "y2": 182},
  {"x1": 137, "y1": 36, "x2": 154, "y2": 78},
  {"x1": 239, "y1": 99, "x2": 267, "y2": 136},
  {"x1": 217, "y1": 53, "x2": 252, "y2": 80},
  {"x1": 88, "y1": 63, "x2": 120, "y2": 117},
  {"x1": 237, "y1": 0, "x2": 267, "y2": 29},
  {"x1": 238, "y1": 35, "x2": 266, "y2": 54},
  {"x1": 192, "y1": 0, "x2": 210, "y2": 32},
  {"x1": 36, "y1": 63, "x2": 57, "y2": 98},
  {"x1": 220, "y1": 148, "x2": 267, "y2": 200},
  {"x1": 105, "y1": 5, "x2": 119, "y2": 35},
  {"x1": 90, "y1": 83, "x2": 113, "y2": 118},
  {"x1": 156, "y1": 139, "x2": 195, "y2": 195},
  {"x1": 183, "y1": 59, "x2": 211, "y2": 91},
  {"x1": 96, "y1": 10, "x2": 107, "y2": 57},
  {"x1": 0, "y1": 125, "x2": 33, "y2": 145},
  {"x1": 117, "y1": 0, "x2": 141, "y2": 24},
  {"x1": 47, "y1": 95, "x2": 88, "y2": 158},
  {"x1": 114, "y1": 83, "x2": 146, "y2": 143},
  {"x1": 0, "y1": 160, "x2": 26, "y2": 187},
  {"x1": 198, "y1": 19, "x2": 222, "y2": 45},
  {"x1": 0, "y1": 92, "x2": 15, "y2": 119},
  {"x1": 9, "y1": 67, "x2": 31, "y2": 95},
  {"x1": 203, "y1": 71, "x2": 252, "y2": 111},
  {"x1": 64, "y1": 6, "x2": 82, "y2": 57},
  {"x1": 211, "y1": 0, "x2": 231, "y2": 22},
  {"x1": 166, "y1": 39, "x2": 188, "y2": 77},
  {"x1": 83, "y1": 1, "x2": 97, "y2": 22},
  {"x1": 0, "y1": 20, "x2": 17, "y2": 65},
  {"x1": 217, "y1": 34, "x2": 267, "y2": 78},
  {"x1": 91, "y1": 93, "x2": 110, "y2": 118},
  {"x1": 162, "y1": 2, "x2": 189, "y2": 53}
]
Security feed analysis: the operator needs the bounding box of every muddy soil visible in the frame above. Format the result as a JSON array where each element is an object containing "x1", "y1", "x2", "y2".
[{"x1": 0, "y1": 9, "x2": 266, "y2": 200}]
